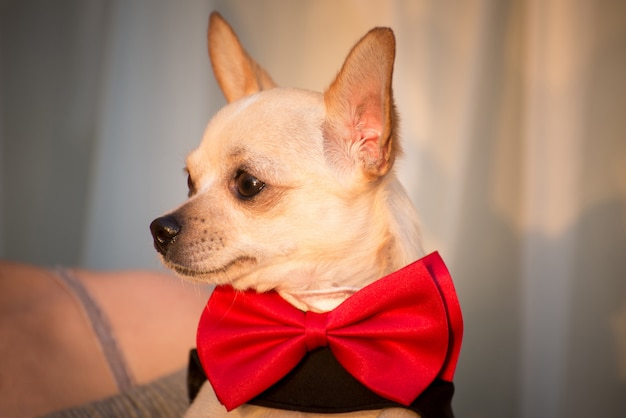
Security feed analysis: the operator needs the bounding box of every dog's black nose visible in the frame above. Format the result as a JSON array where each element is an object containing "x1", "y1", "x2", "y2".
[{"x1": 150, "y1": 215, "x2": 181, "y2": 255}]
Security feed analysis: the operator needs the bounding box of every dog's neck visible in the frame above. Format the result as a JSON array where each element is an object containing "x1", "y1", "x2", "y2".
[
  {"x1": 279, "y1": 287, "x2": 360, "y2": 312},
  {"x1": 279, "y1": 176, "x2": 424, "y2": 313}
]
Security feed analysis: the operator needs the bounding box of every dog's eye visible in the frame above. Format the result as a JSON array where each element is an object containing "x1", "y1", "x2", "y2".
[
  {"x1": 186, "y1": 173, "x2": 196, "y2": 197},
  {"x1": 234, "y1": 170, "x2": 265, "y2": 199}
]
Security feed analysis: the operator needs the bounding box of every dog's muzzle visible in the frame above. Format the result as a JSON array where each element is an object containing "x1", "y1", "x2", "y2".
[{"x1": 150, "y1": 215, "x2": 181, "y2": 255}]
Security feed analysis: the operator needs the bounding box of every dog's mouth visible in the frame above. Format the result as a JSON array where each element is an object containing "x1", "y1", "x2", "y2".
[{"x1": 164, "y1": 256, "x2": 258, "y2": 284}]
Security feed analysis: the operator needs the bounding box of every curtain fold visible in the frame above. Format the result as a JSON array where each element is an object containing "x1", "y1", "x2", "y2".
[{"x1": 1, "y1": 1, "x2": 625, "y2": 417}]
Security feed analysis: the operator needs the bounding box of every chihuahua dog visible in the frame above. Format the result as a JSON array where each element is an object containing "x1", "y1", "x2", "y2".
[{"x1": 150, "y1": 12, "x2": 440, "y2": 418}]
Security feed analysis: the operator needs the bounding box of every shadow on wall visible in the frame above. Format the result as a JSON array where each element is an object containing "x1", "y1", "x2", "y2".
[
  {"x1": 0, "y1": 1, "x2": 108, "y2": 266},
  {"x1": 449, "y1": 1, "x2": 626, "y2": 416},
  {"x1": 450, "y1": 176, "x2": 626, "y2": 418},
  {"x1": 561, "y1": 13, "x2": 626, "y2": 415},
  {"x1": 565, "y1": 197, "x2": 626, "y2": 417}
]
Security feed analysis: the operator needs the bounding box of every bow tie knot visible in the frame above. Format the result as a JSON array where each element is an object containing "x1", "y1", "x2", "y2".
[
  {"x1": 305, "y1": 312, "x2": 329, "y2": 351},
  {"x1": 196, "y1": 252, "x2": 463, "y2": 411}
]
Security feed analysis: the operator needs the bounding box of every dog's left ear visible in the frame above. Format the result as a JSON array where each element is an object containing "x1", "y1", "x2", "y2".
[
  {"x1": 207, "y1": 12, "x2": 276, "y2": 103},
  {"x1": 323, "y1": 28, "x2": 398, "y2": 180}
]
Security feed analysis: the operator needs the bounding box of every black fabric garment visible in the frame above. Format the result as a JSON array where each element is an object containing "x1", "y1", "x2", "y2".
[
  {"x1": 187, "y1": 349, "x2": 207, "y2": 403},
  {"x1": 188, "y1": 348, "x2": 454, "y2": 417}
]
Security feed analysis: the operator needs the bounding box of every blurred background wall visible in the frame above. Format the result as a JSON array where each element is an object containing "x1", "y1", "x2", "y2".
[{"x1": 1, "y1": 0, "x2": 625, "y2": 417}]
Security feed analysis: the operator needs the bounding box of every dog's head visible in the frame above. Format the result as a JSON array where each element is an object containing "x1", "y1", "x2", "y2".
[{"x1": 150, "y1": 13, "x2": 422, "y2": 310}]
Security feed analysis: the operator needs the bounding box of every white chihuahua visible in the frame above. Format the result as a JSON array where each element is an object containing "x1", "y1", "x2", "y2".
[{"x1": 150, "y1": 12, "x2": 461, "y2": 418}]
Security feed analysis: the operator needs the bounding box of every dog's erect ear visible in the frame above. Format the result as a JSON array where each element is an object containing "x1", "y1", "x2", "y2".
[
  {"x1": 208, "y1": 12, "x2": 276, "y2": 103},
  {"x1": 323, "y1": 28, "x2": 398, "y2": 180}
]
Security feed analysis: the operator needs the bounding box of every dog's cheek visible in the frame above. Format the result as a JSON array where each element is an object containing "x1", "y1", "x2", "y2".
[
  {"x1": 232, "y1": 184, "x2": 290, "y2": 216},
  {"x1": 284, "y1": 187, "x2": 369, "y2": 253}
]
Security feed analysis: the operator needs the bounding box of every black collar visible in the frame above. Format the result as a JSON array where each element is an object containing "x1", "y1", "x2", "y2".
[{"x1": 188, "y1": 348, "x2": 455, "y2": 417}]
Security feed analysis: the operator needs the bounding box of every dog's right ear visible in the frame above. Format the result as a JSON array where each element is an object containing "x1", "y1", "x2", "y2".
[
  {"x1": 208, "y1": 12, "x2": 276, "y2": 103},
  {"x1": 323, "y1": 27, "x2": 398, "y2": 181}
]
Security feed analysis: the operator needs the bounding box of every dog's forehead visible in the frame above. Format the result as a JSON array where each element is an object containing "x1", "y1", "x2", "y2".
[{"x1": 187, "y1": 88, "x2": 326, "y2": 172}]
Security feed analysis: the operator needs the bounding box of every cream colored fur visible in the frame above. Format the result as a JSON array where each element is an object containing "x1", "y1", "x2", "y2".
[{"x1": 153, "y1": 11, "x2": 423, "y2": 418}]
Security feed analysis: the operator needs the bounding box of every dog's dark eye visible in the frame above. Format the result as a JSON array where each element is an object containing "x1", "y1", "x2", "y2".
[
  {"x1": 234, "y1": 170, "x2": 265, "y2": 199},
  {"x1": 186, "y1": 172, "x2": 196, "y2": 197}
]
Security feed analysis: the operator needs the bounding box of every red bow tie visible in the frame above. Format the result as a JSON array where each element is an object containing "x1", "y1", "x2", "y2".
[{"x1": 196, "y1": 252, "x2": 463, "y2": 411}]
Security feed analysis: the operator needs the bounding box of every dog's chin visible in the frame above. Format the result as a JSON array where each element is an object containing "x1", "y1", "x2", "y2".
[{"x1": 162, "y1": 256, "x2": 258, "y2": 286}]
